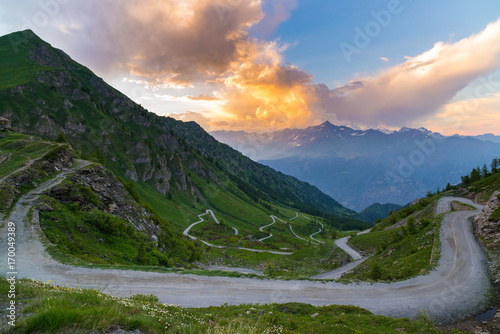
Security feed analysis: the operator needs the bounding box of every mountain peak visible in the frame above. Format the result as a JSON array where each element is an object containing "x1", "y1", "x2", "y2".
[
  {"x1": 320, "y1": 121, "x2": 335, "y2": 127},
  {"x1": 398, "y1": 127, "x2": 414, "y2": 133},
  {"x1": 2, "y1": 29, "x2": 43, "y2": 46}
]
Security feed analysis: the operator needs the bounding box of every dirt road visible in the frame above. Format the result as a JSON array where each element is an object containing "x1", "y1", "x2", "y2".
[{"x1": 0, "y1": 172, "x2": 492, "y2": 323}]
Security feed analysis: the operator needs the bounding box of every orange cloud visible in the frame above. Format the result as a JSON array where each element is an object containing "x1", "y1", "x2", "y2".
[
  {"x1": 62, "y1": 0, "x2": 319, "y2": 131},
  {"x1": 44, "y1": 2, "x2": 500, "y2": 133},
  {"x1": 213, "y1": 40, "x2": 320, "y2": 130},
  {"x1": 423, "y1": 92, "x2": 500, "y2": 136},
  {"x1": 181, "y1": 17, "x2": 500, "y2": 132},
  {"x1": 186, "y1": 94, "x2": 220, "y2": 101}
]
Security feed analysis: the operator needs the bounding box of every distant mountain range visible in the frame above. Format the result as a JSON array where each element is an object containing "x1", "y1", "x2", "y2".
[{"x1": 212, "y1": 122, "x2": 500, "y2": 211}]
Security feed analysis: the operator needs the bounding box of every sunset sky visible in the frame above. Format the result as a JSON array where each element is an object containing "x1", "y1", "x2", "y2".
[{"x1": 1, "y1": 0, "x2": 500, "y2": 135}]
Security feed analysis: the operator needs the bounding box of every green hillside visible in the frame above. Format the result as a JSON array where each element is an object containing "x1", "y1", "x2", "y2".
[
  {"x1": 0, "y1": 30, "x2": 364, "y2": 227},
  {"x1": 359, "y1": 202, "x2": 402, "y2": 223}
]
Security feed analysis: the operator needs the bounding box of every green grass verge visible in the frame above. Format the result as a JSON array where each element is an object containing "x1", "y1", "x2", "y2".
[
  {"x1": 451, "y1": 200, "x2": 476, "y2": 211},
  {"x1": 343, "y1": 214, "x2": 442, "y2": 282},
  {"x1": 371, "y1": 196, "x2": 439, "y2": 232},
  {"x1": 0, "y1": 278, "x2": 451, "y2": 334}
]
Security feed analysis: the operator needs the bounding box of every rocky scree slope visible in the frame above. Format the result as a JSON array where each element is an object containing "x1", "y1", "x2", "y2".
[{"x1": 473, "y1": 191, "x2": 500, "y2": 285}]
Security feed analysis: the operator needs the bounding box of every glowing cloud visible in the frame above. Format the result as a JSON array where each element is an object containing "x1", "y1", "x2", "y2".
[
  {"x1": 423, "y1": 92, "x2": 500, "y2": 136},
  {"x1": 3, "y1": 1, "x2": 499, "y2": 133},
  {"x1": 321, "y1": 18, "x2": 500, "y2": 128},
  {"x1": 186, "y1": 94, "x2": 220, "y2": 101}
]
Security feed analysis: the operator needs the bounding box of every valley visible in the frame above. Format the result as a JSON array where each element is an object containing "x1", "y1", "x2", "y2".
[{"x1": 212, "y1": 123, "x2": 500, "y2": 211}]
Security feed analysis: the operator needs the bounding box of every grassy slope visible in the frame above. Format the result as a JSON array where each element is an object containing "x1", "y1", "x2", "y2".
[
  {"x1": 0, "y1": 278, "x2": 449, "y2": 334},
  {"x1": 38, "y1": 195, "x2": 188, "y2": 267},
  {"x1": 343, "y1": 195, "x2": 442, "y2": 282},
  {"x1": 0, "y1": 132, "x2": 57, "y2": 179},
  {"x1": 455, "y1": 170, "x2": 500, "y2": 202}
]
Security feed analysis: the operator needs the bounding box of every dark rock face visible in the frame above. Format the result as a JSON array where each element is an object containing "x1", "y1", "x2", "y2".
[
  {"x1": 474, "y1": 191, "x2": 500, "y2": 245},
  {"x1": 66, "y1": 165, "x2": 160, "y2": 237}
]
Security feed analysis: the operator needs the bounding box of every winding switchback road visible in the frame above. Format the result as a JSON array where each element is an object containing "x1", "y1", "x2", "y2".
[
  {"x1": 0, "y1": 172, "x2": 492, "y2": 324},
  {"x1": 334, "y1": 236, "x2": 362, "y2": 260}
]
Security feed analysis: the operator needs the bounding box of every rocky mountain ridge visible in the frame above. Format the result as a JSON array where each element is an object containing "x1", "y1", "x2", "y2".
[
  {"x1": 0, "y1": 29, "x2": 360, "y2": 223},
  {"x1": 213, "y1": 122, "x2": 500, "y2": 210}
]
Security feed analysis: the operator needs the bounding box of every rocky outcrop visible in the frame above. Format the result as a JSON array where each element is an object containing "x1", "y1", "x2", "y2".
[
  {"x1": 473, "y1": 191, "x2": 500, "y2": 287},
  {"x1": 474, "y1": 191, "x2": 500, "y2": 244},
  {"x1": 48, "y1": 164, "x2": 161, "y2": 238}
]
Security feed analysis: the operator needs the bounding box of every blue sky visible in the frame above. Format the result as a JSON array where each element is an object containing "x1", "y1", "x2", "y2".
[
  {"x1": 1, "y1": 0, "x2": 500, "y2": 135},
  {"x1": 264, "y1": 0, "x2": 500, "y2": 84}
]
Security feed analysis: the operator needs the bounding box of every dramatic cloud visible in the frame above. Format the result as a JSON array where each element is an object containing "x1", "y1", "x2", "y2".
[
  {"x1": 320, "y1": 18, "x2": 500, "y2": 128},
  {"x1": 172, "y1": 16, "x2": 500, "y2": 132},
  {"x1": 186, "y1": 94, "x2": 220, "y2": 101},
  {"x1": 1, "y1": 1, "x2": 499, "y2": 133}
]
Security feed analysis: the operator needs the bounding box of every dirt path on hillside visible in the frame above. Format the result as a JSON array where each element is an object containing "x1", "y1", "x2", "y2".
[
  {"x1": 0, "y1": 143, "x2": 64, "y2": 185},
  {"x1": 0, "y1": 175, "x2": 492, "y2": 324}
]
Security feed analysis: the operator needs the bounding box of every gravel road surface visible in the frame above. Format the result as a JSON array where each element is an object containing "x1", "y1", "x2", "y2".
[{"x1": 0, "y1": 169, "x2": 492, "y2": 324}]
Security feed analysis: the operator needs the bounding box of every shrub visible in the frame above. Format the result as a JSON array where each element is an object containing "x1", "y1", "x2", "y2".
[
  {"x1": 370, "y1": 263, "x2": 382, "y2": 280},
  {"x1": 56, "y1": 132, "x2": 67, "y2": 143},
  {"x1": 407, "y1": 217, "x2": 417, "y2": 235}
]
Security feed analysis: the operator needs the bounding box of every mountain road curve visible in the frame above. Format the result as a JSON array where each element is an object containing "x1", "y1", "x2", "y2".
[
  {"x1": 0, "y1": 175, "x2": 492, "y2": 324},
  {"x1": 334, "y1": 236, "x2": 363, "y2": 261}
]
